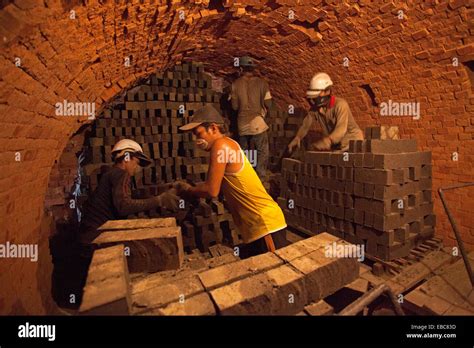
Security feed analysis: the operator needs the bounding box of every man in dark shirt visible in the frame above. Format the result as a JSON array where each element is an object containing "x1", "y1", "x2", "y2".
[{"x1": 79, "y1": 139, "x2": 180, "y2": 245}]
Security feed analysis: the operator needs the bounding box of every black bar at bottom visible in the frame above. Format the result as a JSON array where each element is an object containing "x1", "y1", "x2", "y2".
[{"x1": 0, "y1": 316, "x2": 472, "y2": 346}]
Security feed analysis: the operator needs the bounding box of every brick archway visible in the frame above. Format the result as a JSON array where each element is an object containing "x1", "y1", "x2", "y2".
[{"x1": 0, "y1": 0, "x2": 472, "y2": 314}]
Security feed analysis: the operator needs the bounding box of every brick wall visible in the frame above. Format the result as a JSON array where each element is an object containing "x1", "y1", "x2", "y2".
[{"x1": 0, "y1": 0, "x2": 472, "y2": 314}]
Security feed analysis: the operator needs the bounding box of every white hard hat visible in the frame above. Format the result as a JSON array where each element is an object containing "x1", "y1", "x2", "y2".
[
  {"x1": 307, "y1": 72, "x2": 333, "y2": 98},
  {"x1": 112, "y1": 139, "x2": 151, "y2": 166}
]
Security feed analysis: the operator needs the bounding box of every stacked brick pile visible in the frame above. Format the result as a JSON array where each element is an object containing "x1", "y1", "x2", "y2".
[
  {"x1": 265, "y1": 106, "x2": 301, "y2": 169},
  {"x1": 81, "y1": 62, "x2": 240, "y2": 252},
  {"x1": 92, "y1": 218, "x2": 184, "y2": 274},
  {"x1": 80, "y1": 232, "x2": 359, "y2": 315},
  {"x1": 79, "y1": 244, "x2": 131, "y2": 315},
  {"x1": 279, "y1": 126, "x2": 435, "y2": 260}
]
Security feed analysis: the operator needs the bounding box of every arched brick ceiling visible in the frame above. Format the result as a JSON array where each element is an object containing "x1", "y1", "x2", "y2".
[{"x1": 0, "y1": 0, "x2": 472, "y2": 314}]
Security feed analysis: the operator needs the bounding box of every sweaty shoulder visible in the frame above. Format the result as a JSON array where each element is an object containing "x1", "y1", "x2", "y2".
[{"x1": 213, "y1": 137, "x2": 239, "y2": 152}]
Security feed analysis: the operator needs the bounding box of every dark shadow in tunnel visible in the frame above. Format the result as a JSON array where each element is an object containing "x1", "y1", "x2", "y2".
[
  {"x1": 49, "y1": 215, "x2": 89, "y2": 310},
  {"x1": 48, "y1": 126, "x2": 93, "y2": 311}
]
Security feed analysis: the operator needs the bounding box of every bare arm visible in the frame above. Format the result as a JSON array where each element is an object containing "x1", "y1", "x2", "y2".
[{"x1": 187, "y1": 139, "x2": 227, "y2": 198}]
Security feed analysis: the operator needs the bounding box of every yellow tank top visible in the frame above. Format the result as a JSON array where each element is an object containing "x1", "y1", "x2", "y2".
[{"x1": 221, "y1": 138, "x2": 287, "y2": 244}]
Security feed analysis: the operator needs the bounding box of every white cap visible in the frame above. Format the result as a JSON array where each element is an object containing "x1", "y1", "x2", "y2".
[
  {"x1": 307, "y1": 72, "x2": 333, "y2": 98},
  {"x1": 111, "y1": 139, "x2": 151, "y2": 166}
]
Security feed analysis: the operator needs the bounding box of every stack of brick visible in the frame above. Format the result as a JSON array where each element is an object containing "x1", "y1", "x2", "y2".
[
  {"x1": 265, "y1": 105, "x2": 301, "y2": 169},
  {"x1": 79, "y1": 244, "x2": 132, "y2": 315},
  {"x1": 278, "y1": 126, "x2": 435, "y2": 260},
  {"x1": 127, "y1": 232, "x2": 359, "y2": 315},
  {"x1": 182, "y1": 198, "x2": 240, "y2": 251},
  {"x1": 81, "y1": 62, "x2": 240, "y2": 252},
  {"x1": 92, "y1": 218, "x2": 184, "y2": 273}
]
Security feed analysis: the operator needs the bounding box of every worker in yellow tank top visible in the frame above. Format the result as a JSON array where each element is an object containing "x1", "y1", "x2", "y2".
[{"x1": 177, "y1": 104, "x2": 288, "y2": 257}]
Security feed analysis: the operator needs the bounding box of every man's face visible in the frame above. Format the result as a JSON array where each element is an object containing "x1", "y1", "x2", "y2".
[
  {"x1": 123, "y1": 156, "x2": 140, "y2": 176},
  {"x1": 307, "y1": 89, "x2": 331, "y2": 110},
  {"x1": 193, "y1": 124, "x2": 220, "y2": 151}
]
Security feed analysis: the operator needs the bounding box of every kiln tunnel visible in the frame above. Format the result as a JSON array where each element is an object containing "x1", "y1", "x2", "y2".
[
  {"x1": 46, "y1": 63, "x2": 296, "y2": 309},
  {"x1": 0, "y1": 0, "x2": 473, "y2": 316}
]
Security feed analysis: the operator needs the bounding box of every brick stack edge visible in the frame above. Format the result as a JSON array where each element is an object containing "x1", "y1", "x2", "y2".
[{"x1": 279, "y1": 126, "x2": 435, "y2": 261}]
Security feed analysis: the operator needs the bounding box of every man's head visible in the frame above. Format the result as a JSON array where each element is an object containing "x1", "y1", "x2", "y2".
[
  {"x1": 179, "y1": 105, "x2": 226, "y2": 152},
  {"x1": 238, "y1": 56, "x2": 256, "y2": 75},
  {"x1": 306, "y1": 72, "x2": 333, "y2": 109},
  {"x1": 111, "y1": 139, "x2": 151, "y2": 176},
  {"x1": 115, "y1": 154, "x2": 140, "y2": 176},
  {"x1": 192, "y1": 122, "x2": 226, "y2": 151}
]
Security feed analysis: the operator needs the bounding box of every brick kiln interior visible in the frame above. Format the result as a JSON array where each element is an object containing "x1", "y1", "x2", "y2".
[{"x1": 0, "y1": 0, "x2": 473, "y2": 315}]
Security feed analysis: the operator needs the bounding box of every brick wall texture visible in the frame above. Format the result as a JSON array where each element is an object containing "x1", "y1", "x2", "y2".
[{"x1": 0, "y1": 0, "x2": 472, "y2": 314}]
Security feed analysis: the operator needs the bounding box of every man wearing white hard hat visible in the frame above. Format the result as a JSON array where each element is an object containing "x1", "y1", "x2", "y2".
[
  {"x1": 288, "y1": 72, "x2": 363, "y2": 153},
  {"x1": 79, "y1": 139, "x2": 180, "y2": 245}
]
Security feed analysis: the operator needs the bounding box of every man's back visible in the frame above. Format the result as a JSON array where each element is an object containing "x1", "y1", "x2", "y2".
[
  {"x1": 81, "y1": 167, "x2": 126, "y2": 226},
  {"x1": 231, "y1": 76, "x2": 271, "y2": 135}
]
